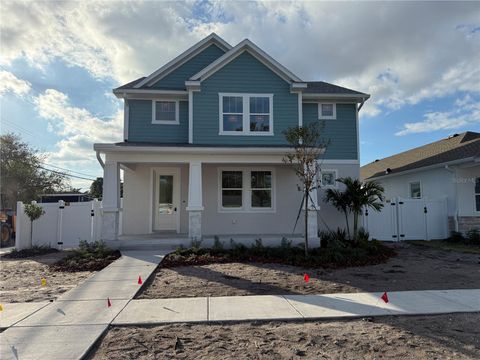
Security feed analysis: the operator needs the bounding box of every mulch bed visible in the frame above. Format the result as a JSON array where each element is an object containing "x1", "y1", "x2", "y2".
[{"x1": 49, "y1": 250, "x2": 121, "y2": 272}]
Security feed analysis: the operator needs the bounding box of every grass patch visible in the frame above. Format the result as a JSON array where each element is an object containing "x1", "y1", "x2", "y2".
[
  {"x1": 163, "y1": 237, "x2": 395, "y2": 269},
  {"x1": 407, "y1": 240, "x2": 480, "y2": 254},
  {"x1": 4, "y1": 245, "x2": 59, "y2": 259},
  {"x1": 50, "y1": 240, "x2": 121, "y2": 272}
]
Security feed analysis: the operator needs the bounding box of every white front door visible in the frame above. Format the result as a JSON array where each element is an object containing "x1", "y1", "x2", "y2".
[{"x1": 153, "y1": 169, "x2": 180, "y2": 232}]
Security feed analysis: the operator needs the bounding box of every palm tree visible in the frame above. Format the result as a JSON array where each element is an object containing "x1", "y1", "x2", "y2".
[
  {"x1": 324, "y1": 188, "x2": 351, "y2": 240},
  {"x1": 325, "y1": 177, "x2": 385, "y2": 244}
]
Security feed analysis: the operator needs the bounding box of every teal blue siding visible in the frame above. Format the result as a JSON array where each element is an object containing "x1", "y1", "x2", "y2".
[
  {"x1": 127, "y1": 100, "x2": 188, "y2": 143},
  {"x1": 151, "y1": 44, "x2": 225, "y2": 90},
  {"x1": 303, "y1": 103, "x2": 358, "y2": 159},
  {"x1": 192, "y1": 51, "x2": 298, "y2": 145}
]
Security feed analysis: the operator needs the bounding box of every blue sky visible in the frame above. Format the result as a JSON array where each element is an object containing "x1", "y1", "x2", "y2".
[{"x1": 1, "y1": 1, "x2": 479, "y2": 190}]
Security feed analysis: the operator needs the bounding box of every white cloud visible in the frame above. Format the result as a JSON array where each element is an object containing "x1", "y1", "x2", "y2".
[
  {"x1": 396, "y1": 95, "x2": 480, "y2": 136},
  {"x1": 0, "y1": 71, "x2": 32, "y2": 97}
]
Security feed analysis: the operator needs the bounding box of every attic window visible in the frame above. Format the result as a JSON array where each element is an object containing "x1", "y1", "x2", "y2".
[
  {"x1": 318, "y1": 103, "x2": 336, "y2": 119},
  {"x1": 152, "y1": 100, "x2": 179, "y2": 125}
]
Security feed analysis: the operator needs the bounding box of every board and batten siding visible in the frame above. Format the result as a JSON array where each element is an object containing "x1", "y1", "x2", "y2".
[
  {"x1": 150, "y1": 44, "x2": 226, "y2": 90},
  {"x1": 192, "y1": 51, "x2": 299, "y2": 145},
  {"x1": 127, "y1": 100, "x2": 189, "y2": 143},
  {"x1": 302, "y1": 103, "x2": 358, "y2": 160}
]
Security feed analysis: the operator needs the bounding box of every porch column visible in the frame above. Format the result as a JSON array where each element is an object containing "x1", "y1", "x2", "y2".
[
  {"x1": 186, "y1": 161, "x2": 203, "y2": 240},
  {"x1": 307, "y1": 170, "x2": 320, "y2": 242},
  {"x1": 101, "y1": 161, "x2": 120, "y2": 240}
]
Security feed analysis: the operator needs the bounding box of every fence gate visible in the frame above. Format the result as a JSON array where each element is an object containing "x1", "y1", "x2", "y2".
[{"x1": 363, "y1": 197, "x2": 448, "y2": 241}]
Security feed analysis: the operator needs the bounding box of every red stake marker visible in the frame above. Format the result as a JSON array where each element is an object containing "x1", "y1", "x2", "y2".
[
  {"x1": 381, "y1": 292, "x2": 389, "y2": 303},
  {"x1": 303, "y1": 273, "x2": 310, "y2": 283},
  {"x1": 107, "y1": 298, "x2": 112, "y2": 307},
  {"x1": 138, "y1": 275, "x2": 143, "y2": 285}
]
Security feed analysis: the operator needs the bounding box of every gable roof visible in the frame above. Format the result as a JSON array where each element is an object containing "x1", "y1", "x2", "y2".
[
  {"x1": 305, "y1": 81, "x2": 368, "y2": 96},
  {"x1": 133, "y1": 33, "x2": 232, "y2": 89},
  {"x1": 361, "y1": 132, "x2": 480, "y2": 180},
  {"x1": 190, "y1": 39, "x2": 303, "y2": 83}
]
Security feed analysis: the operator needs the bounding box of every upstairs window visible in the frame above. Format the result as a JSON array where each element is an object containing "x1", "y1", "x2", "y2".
[
  {"x1": 219, "y1": 93, "x2": 273, "y2": 135},
  {"x1": 475, "y1": 177, "x2": 480, "y2": 212},
  {"x1": 318, "y1": 103, "x2": 336, "y2": 119},
  {"x1": 152, "y1": 100, "x2": 179, "y2": 124},
  {"x1": 409, "y1": 181, "x2": 421, "y2": 199}
]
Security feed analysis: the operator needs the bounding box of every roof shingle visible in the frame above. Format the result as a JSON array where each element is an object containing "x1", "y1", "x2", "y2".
[{"x1": 361, "y1": 132, "x2": 480, "y2": 179}]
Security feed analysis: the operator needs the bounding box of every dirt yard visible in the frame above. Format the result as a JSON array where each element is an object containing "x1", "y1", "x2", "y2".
[
  {"x1": 0, "y1": 251, "x2": 94, "y2": 303},
  {"x1": 138, "y1": 243, "x2": 480, "y2": 299},
  {"x1": 89, "y1": 313, "x2": 480, "y2": 359}
]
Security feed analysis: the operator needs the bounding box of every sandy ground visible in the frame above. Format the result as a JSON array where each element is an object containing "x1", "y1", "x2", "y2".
[
  {"x1": 138, "y1": 244, "x2": 480, "y2": 299},
  {"x1": 89, "y1": 313, "x2": 480, "y2": 359},
  {"x1": 0, "y1": 252, "x2": 94, "y2": 303}
]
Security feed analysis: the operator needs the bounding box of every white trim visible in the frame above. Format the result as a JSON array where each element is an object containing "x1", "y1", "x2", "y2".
[
  {"x1": 150, "y1": 167, "x2": 181, "y2": 234},
  {"x1": 135, "y1": 33, "x2": 232, "y2": 88},
  {"x1": 123, "y1": 99, "x2": 129, "y2": 141},
  {"x1": 298, "y1": 92, "x2": 303, "y2": 127},
  {"x1": 475, "y1": 176, "x2": 480, "y2": 213},
  {"x1": 320, "y1": 169, "x2": 338, "y2": 189},
  {"x1": 191, "y1": 39, "x2": 302, "y2": 83},
  {"x1": 219, "y1": 93, "x2": 274, "y2": 136},
  {"x1": 113, "y1": 89, "x2": 188, "y2": 98},
  {"x1": 292, "y1": 82, "x2": 308, "y2": 89},
  {"x1": 151, "y1": 99, "x2": 180, "y2": 125},
  {"x1": 188, "y1": 90, "x2": 193, "y2": 143},
  {"x1": 356, "y1": 103, "x2": 360, "y2": 163},
  {"x1": 318, "y1": 103, "x2": 336, "y2": 120},
  {"x1": 217, "y1": 167, "x2": 276, "y2": 213},
  {"x1": 408, "y1": 180, "x2": 422, "y2": 199},
  {"x1": 303, "y1": 93, "x2": 369, "y2": 102}
]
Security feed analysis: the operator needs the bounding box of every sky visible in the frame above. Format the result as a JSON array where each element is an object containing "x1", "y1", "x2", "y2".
[{"x1": 1, "y1": 0, "x2": 479, "y2": 191}]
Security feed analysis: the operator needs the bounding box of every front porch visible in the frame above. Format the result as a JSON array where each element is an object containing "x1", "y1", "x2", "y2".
[{"x1": 95, "y1": 144, "x2": 320, "y2": 244}]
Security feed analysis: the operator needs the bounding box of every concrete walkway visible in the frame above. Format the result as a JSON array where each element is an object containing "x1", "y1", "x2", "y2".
[
  {"x1": 1, "y1": 249, "x2": 479, "y2": 360},
  {"x1": 113, "y1": 289, "x2": 480, "y2": 325},
  {"x1": 0, "y1": 250, "x2": 168, "y2": 360}
]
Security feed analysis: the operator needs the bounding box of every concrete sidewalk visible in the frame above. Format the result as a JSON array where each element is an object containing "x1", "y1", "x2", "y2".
[
  {"x1": 0, "y1": 250, "x2": 168, "y2": 360},
  {"x1": 113, "y1": 289, "x2": 480, "y2": 325}
]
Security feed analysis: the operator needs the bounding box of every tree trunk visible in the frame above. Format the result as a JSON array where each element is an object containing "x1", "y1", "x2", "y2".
[
  {"x1": 29, "y1": 220, "x2": 33, "y2": 248},
  {"x1": 344, "y1": 211, "x2": 351, "y2": 240},
  {"x1": 353, "y1": 212, "x2": 359, "y2": 245},
  {"x1": 304, "y1": 189, "x2": 309, "y2": 258}
]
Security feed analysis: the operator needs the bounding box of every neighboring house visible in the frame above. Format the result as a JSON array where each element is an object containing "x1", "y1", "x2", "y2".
[
  {"x1": 39, "y1": 193, "x2": 92, "y2": 203},
  {"x1": 94, "y1": 33, "x2": 369, "y2": 241},
  {"x1": 361, "y1": 132, "x2": 480, "y2": 233}
]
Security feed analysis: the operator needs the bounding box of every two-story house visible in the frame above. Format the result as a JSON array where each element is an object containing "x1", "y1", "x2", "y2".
[{"x1": 94, "y1": 33, "x2": 369, "y2": 243}]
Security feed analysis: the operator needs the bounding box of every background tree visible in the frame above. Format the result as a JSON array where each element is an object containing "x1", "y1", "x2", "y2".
[
  {"x1": 283, "y1": 122, "x2": 329, "y2": 257},
  {"x1": 89, "y1": 177, "x2": 103, "y2": 199},
  {"x1": 0, "y1": 133, "x2": 69, "y2": 209},
  {"x1": 324, "y1": 177, "x2": 385, "y2": 244}
]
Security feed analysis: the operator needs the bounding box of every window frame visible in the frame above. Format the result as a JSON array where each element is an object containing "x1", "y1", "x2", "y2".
[
  {"x1": 219, "y1": 93, "x2": 274, "y2": 136},
  {"x1": 475, "y1": 177, "x2": 480, "y2": 213},
  {"x1": 409, "y1": 181, "x2": 422, "y2": 199},
  {"x1": 152, "y1": 99, "x2": 180, "y2": 125},
  {"x1": 318, "y1": 102, "x2": 337, "y2": 120},
  {"x1": 320, "y1": 169, "x2": 338, "y2": 189},
  {"x1": 220, "y1": 170, "x2": 244, "y2": 210},
  {"x1": 218, "y1": 167, "x2": 276, "y2": 213}
]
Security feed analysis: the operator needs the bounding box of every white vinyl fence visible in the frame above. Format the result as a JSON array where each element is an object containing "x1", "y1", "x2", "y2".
[
  {"x1": 363, "y1": 197, "x2": 449, "y2": 241},
  {"x1": 16, "y1": 200, "x2": 104, "y2": 250}
]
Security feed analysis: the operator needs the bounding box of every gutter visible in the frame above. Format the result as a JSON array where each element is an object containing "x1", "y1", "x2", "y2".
[
  {"x1": 444, "y1": 165, "x2": 459, "y2": 232},
  {"x1": 96, "y1": 150, "x2": 105, "y2": 169}
]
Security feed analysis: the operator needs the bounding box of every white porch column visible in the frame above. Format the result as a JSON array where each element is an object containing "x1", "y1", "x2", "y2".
[
  {"x1": 186, "y1": 162, "x2": 203, "y2": 240},
  {"x1": 101, "y1": 161, "x2": 120, "y2": 241}
]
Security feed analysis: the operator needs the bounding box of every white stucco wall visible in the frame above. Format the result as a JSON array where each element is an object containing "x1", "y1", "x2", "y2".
[
  {"x1": 122, "y1": 162, "x2": 359, "y2": 237},
  {"x1": 456, "y1": 166, "x2": 480, "y2": 217},
  {"x1": 374, "y1": 167, "x2": 456, "y2": 216}
]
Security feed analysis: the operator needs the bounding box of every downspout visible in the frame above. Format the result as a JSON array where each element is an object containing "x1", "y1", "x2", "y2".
[
  {"x1": 445, "y1": 165, "x2": 458, "y2": 232},
  {"x1": 96, "y1": 151, "x2": 105, "y2": 169}
]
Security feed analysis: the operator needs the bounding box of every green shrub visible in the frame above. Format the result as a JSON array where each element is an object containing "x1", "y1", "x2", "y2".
[
  {"x1": 466, "y1": 229, "x2": 480, "y2": 245},
  {"x1": 190, "y1": 238, "x2": 203, "y2": 249},
  {"x1": 448, "y1": 231, "x2": 465, "y2": 243},
  {"x1": 212, "y1": 236, "x2": 224, "y2": 252},
  {"x1": 280, "y1": 237, "x2": 292, "y2": 249}
]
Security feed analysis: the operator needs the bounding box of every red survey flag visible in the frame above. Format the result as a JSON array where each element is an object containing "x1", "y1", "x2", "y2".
[
  {"x1": 107, "y1": 298, "x2": 112, "y2": 307},
  {"x1": 303, "y1": 273, "x2": 310, "y2": 283},
  {"x1": 381, "y1": 292, "x2": 389, "y2": 303},
  {"x1": 138, "y1": 275, "x2": 143, "y2": 285}
]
